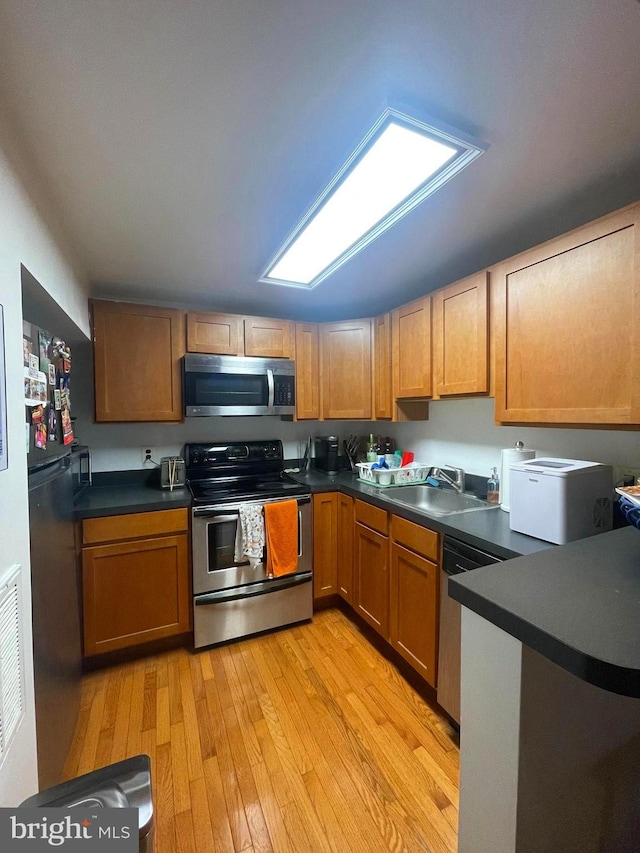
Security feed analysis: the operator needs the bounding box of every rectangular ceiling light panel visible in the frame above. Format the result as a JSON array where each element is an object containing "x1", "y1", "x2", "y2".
[{"x1": 261, "y1": 108, "x2": 486, "y2": 288}]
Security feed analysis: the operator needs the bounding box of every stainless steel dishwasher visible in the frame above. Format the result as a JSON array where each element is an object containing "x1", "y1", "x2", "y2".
[{"x1": 437, "y1": 536, "x2": 502, "y2": 724}]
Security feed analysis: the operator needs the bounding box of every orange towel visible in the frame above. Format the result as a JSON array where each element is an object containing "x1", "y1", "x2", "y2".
[{"x1": 264, "y1": 499, "x2": 299, "y2": 578}]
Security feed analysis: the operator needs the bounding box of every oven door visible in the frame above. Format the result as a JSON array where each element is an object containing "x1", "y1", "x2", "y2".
[{"x1": 192, "y1": 496, "x2": 311, "y2": 595}]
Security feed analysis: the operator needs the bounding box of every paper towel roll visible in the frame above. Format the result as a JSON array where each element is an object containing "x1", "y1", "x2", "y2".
[{"x1": 499, "y1": 443, "x2": 536, "y2": 511}]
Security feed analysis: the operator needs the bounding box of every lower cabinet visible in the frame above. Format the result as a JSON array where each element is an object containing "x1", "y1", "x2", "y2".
[
  {"x1": 389, "y1": 542, "x2": 438, "y2": 686},
  {"x1": 81, "y1": 508, "x2": 191, "y2": 656},
  {"x1": 312, "y1": 493, "x2": 339, "y2": 598},
  {"x1": 337, "y1": 494, "x2": 354, "y2": 602},
  {"x1": 312, "y1": 491, "x2": 441, "y2": 689},
  {"x1": 354, "y1": 521, "x2": 389, "y2": 637}
]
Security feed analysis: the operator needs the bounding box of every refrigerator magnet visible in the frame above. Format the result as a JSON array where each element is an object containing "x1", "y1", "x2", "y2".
[
  {"x1": 28, "y1": 352, "x2": 39, "y2": 378},
  {"x1": 34, "y1": 422, "x2": 47, "y2": 449}
]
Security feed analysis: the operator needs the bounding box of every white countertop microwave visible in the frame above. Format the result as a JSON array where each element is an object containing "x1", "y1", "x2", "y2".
[{"x1": 183, "y1": 353, "x2": 296, "y2": 416}]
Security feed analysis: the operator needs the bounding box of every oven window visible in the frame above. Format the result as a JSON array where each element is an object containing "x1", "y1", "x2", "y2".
[
  {"x1": 187, "y1": 372, "x2": 269, "y2": 408},
  {"x1": 207, "y1": 517, "x2": 248, "y2": 570}
]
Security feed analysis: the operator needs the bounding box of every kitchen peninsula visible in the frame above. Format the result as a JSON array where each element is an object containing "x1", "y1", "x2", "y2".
[{"x1": 450, "y1": 527, "x2": 640, "y2": 853}]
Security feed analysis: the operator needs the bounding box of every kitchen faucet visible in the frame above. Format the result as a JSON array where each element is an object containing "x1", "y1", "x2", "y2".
[{"x1": 430, "y1": 466, "x2": 466, "y2": 494}]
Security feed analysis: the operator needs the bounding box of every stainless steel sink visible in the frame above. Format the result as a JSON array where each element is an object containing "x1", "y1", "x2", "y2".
[{"x1": 384, "y1": 485, "x2": 497, "y2": 517}]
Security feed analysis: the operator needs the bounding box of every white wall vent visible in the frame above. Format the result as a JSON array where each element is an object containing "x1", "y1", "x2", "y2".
[{"x1": 0, "y1": 566, "x2": 25, "y2": 763}]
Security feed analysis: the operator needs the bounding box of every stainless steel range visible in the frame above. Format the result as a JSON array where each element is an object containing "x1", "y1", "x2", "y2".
[{"x1": 185, "y1": 440, "x2": 312, "y2": 648}]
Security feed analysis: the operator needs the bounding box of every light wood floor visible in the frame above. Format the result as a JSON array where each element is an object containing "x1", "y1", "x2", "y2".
[{"x1": 64, "y1": 608, "x2": 459, "y2": 852}]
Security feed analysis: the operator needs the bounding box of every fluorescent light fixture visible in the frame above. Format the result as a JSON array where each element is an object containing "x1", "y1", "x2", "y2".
[{"x1": 260, "y1": 105, "x2": 486, "y2": 289}]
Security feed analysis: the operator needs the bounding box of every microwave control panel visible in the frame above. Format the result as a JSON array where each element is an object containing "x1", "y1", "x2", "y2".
[{"x1": 274, "y1": 375, "x2": 295, "y2": 407}]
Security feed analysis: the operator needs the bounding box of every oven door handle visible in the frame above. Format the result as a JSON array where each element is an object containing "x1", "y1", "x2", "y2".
[
  {"x1": 194, "y1": 513, "x2": 238, "y2": 523},
  {"x1": 267, "y1": 368, "x2": 275, "y2": 410},
  {"x1": 195, "y1": 571, "x2": 312, "y2": 605},
  {"x1": 193, "y1": 495, "x2": 310, "y2": 516}
]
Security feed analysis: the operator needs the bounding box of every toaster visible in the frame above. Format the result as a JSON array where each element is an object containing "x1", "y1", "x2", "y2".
[
  {"x1": 160, "y1": 456, "x2": 186, "y2": 489},
  {"x1": 509, "y1": 457, "x2": 612, "y2": 544}
]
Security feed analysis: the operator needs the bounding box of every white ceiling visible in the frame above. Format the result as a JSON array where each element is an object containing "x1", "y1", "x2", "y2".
[{"x1": 2, "y1": 0, "x2": 640, "y2": 321}]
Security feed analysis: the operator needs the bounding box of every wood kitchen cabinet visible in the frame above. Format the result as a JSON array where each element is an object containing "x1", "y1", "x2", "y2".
[
  {"x1": 244, "y1": 316, "x2": 293, "y2": 358},
  {"x1": 81, "y1": 508, "x2": 191, "y2": 656},
  {"x1": 389, "y1": 515, "x2": 440, "y2": 687},
  {"x1": 312, "y1": 493, "x2": 339, "y2": 599},
  {"x1": 337, "y1": 493, "x2": 354, "y2": 602},
  {"x1": 495, "y1": 203, "x2": 640, "y2": 425},
  {"x1": 392, "y1": 295, "x2": 432, "y2": 399},
  {"x1": 354, "y1": 500, "x2": 389, "y2": 637},
  {"x1": 295, "y1": 323, "x2": 320, "y2": 420},
  {"x1": 186, "y1": 311, "x2": 293, "y2": 358},
  {"x1": 92, "y1": 300, "x2": 185, "y2": 422},
  {"x1": 321, "y1": 319, "x2": 372, "y2": 419},
  {"x1": 186, "y1": 311, "x2": 243, "y2": 355},
  {"x1": 374, "y1": 313, "x2": 394, "y2": 419},
  {"x1": 433, "y1": 270, "x2": 489, "y2": 398}
]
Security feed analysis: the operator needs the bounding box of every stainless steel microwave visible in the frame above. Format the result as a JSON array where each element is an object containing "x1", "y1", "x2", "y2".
[{"x1": 184, "y1": 353, "x2": 296, "y2": 416}]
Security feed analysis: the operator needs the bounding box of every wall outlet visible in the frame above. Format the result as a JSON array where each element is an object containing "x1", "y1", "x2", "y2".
[
  {"x1": 141, "y1": 446, "x2": 156, "y2": 464},
  {"x1": 613, "y1": 466, "x2": 640, "y2": 487}
]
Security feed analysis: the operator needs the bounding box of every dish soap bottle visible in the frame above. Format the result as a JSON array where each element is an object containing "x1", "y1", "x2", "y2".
[
  {"x1": 487, "y1": 467, "x2": 500, "y2": 504},
  {"x1": 366, "y1": 434, "x2": 377, "y2": 463}
]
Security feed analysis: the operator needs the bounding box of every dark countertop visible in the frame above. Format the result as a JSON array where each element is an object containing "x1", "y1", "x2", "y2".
[
  {"x1": 287, "y1": 469, "x2": 553, "y2": 559},
  {"x1": 449, "y1": 526, "x2": 640, "y2": 698},
  {"x1": 76, "y1": 465, "x2": 637, "y2": 696},
  {"x1": 74, "y1": 472, "x2": 191, "y2": 519}
]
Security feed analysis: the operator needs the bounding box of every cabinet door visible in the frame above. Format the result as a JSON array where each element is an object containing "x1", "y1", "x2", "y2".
[
  {"x1": 244, "y1": 317, "x2": 293, "y2": 358},
  {"x1": 374, "y1": 313, "x2": 393, "y2": 419},
  {"x1": 313, "y1": 493, "x2": 338, "y2": 599},
  {"x1": 92, "y1": 300, "x2": 185, "y2": 422},
  {"x1": 434, "y1": 271, "x2": 489, "y2": 397},
  {"x1": 392, "y1": 296, "x2": 432, "y2": 398},
  {"x1": 295, "y1": 323, "x2": 320, "y2": 419},
  {"x1": 495, "y1": 204, "x2": 640, "y2": 424},
  {"x1": 186, "y1": 311, "x2": 243, "y2": 355},
  {"x1": 389, "y1": 543, "x2": 438, "y2": 686},
  {"x1": 337, "y1": 494, "x2": 354, "y2": 602},
  {"x1": 321, "y1": 320, "x2": 372, "y2": 419},
  {"x1": 354, "y1": 522, "x2": 389, "y2": 638},
  {"x1": 82, "y1": 533, "x2": 191, "y2": 655}
]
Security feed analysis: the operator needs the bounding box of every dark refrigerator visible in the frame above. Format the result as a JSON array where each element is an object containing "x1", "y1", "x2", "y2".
[
  {"x1": 23, "y1": 307, "x2": 90, "y2": 789},
  {"x1": 28, "y1": 448, "x2": 84, "y2": 789}
]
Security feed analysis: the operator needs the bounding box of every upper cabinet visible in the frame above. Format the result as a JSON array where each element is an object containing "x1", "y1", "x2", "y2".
[
  {"x1": 374, "y1": 313, "x2": 394, "y2": 420},
  {"x1": 295, "y1": 323, "x2": 320, "y2": 420},
  {"x1": 92, "y1": 300, "x2": 185, "y2": 422},
  {"x1": 321, "y1": 319, "x2": 372, "y2": 419},
  {"x1": 244, "y1": 316, "x2": 293, "y2": 358},
  {"x1": 186, "y1": 311, "x2": 242, "y2": 355},
  {"x1": 186, "y1": 311, "x2": 293, "y2": 358},
  {"x1": 495, "y1": 203, "x2": 640, "y2": 425},
  {"x1": 433, "y1": 271, "x2": 489, "y2": 397},
  {"x1": 392, "y1": 295, "x2": 432, "y2": 399}
]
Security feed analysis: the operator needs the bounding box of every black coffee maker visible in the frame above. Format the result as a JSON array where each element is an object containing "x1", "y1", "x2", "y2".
[{"x1": 314, "y1": 435, "x2": 340, "y2": 474}]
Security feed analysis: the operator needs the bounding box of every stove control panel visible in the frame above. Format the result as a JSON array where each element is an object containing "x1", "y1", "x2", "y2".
[{"x1": 185, "y1": 440, "x2": 284, "y2": 469}]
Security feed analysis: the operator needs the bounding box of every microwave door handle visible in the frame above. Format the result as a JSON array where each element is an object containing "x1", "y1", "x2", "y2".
[{"x1": 267, "y1": 368, "x2": 275, "y2": 409}]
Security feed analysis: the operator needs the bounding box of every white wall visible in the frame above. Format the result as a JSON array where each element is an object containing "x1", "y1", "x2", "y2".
[
  {"x1": 0, "y1": 106, "x2": 88, "y2": 803},
  {"x1": 391, "y1": 397, "x2": 640, "y2": 479},
  {"x1": 77, "y1": 389, "x2": 640, "y2": 477}
]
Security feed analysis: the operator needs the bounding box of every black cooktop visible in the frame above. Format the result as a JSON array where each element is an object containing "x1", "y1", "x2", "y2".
[
  {"x1": 185, "y1": 440, "x2": 309, "y2": 506},
  {"x1": 188, "y1": 475, "x2": 309, "y2": 506}
]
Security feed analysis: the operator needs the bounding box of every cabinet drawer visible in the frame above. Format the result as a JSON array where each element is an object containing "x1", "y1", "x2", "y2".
[
  {"x1": 391, "y1": 515, "x2": 439, "y2": 562},
  {"x1": 355, "y1": 500, "x2": 388, "y2": 535},
  {"x1": 83, "y1": 508, "x2": 189, "y2": 545}
]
